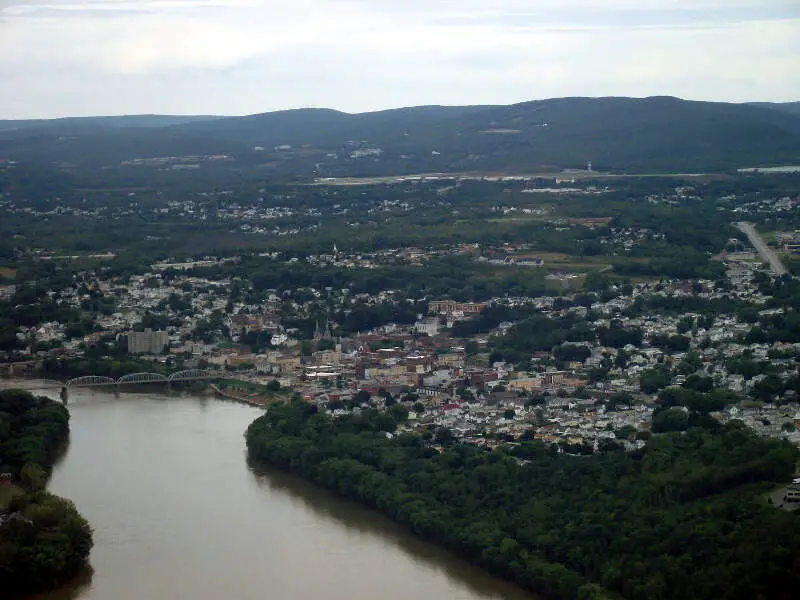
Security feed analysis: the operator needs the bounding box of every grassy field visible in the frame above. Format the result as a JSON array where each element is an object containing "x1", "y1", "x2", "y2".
[
  {"x1": 309, "y1": 170, "x2": 725, "y2": 186},
  {"x1": 0, "y1": 266, "x2": 17, "y2": 279},
  {"x1": 487, "y1": 251, "x2": 616, "y2": 273}
]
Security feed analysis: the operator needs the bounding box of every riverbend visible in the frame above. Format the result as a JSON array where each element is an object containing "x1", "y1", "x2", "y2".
[{"x1": 7, "y1": 384, "x2": 535, "y2": 600}]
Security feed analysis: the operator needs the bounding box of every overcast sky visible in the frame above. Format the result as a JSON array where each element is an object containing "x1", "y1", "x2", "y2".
[{"x1": 0, "y1": 0, "x2": 798, "y2": 118}]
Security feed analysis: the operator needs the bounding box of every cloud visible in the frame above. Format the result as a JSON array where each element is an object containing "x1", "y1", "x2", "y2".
[{"x1": 0, "y1": 0, "x2": 797, "y2": 117}]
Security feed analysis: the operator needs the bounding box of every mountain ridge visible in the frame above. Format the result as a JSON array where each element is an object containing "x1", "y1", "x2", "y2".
[{"x1": 1, "y1": 96, "x2": 798, "y2": 174}]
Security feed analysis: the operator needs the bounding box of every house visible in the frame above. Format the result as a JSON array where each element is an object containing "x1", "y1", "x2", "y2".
[
  {"x1": 786, "y1": 484, "x2": 800, "y2": 503},
  {"x1": 489, "y1": 391, "x2": 520, "y2": 406}
]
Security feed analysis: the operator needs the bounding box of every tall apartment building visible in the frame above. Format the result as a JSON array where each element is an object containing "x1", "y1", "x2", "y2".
[{"x1": 125, "y1": 328, "x2": 168, "y2": 355}]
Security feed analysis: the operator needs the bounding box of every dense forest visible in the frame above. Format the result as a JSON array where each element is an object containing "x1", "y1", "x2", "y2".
[
  {"x1": 246, "y1": 400, "x2": 800, "y2": 600},
  {"x1": 0, "y1": 389, "x2": 93, "y2": 597}
]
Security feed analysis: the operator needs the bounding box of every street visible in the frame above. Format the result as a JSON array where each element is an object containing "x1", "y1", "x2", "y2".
[{"x1": 736, "y1": 222, "x2": 788, "y2": 276}]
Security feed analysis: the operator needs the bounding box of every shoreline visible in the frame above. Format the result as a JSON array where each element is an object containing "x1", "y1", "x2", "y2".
[
  {"x1": 0, "y1": 389, "x2": 93, "y2": 598},
  {"x1": 208, "y1": 383, "x2": 281, "y2": 408},
  {"x1": 0, "y1": 375, "x2": 283, "y2": 409}
]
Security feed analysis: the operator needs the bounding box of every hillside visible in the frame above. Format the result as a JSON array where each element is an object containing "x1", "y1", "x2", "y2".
[
  {"x1": 747, "y1": 102, "x2": 800, "y2": 117},
  {"x1": 0, "y1": 96, "x2": 798, "y2": 174},
  {"x1": 0, "y1": 114, "x2": 221, "y2": 134}
]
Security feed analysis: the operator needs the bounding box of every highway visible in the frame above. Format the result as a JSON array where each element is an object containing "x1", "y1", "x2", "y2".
[{"x1": 737, "y1": 222, "x2": 788, "y2": 276}]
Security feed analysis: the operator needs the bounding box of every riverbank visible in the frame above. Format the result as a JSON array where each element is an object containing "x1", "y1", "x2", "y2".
[
  {"x1": 209, "y1": 383, "x2": 282, "y2": 407},
  {"x1": 0, "y1": 389, "x2": 93, "y2": 598},
  {"x1": 28, "y1": 390, "x2": 530, "y2": 600},
  {"x1": 246, "y1": 400, "x2": 800, "y2": 600}
]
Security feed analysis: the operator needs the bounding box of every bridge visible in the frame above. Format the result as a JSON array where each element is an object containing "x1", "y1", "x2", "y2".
[
  {"x1": 4, "y1": 370, "x2": 222, "y2": 402},
  {"x1": 0, "y1": 360, "x2": 42, "y2": 377},
  {"x1": 66, "y1": 369, "x2": 220, "y2": 388}
]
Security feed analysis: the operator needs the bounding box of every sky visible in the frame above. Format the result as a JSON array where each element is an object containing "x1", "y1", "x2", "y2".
[{"x1": 0, "y1": 0, "x2": 798, "y2": 119}]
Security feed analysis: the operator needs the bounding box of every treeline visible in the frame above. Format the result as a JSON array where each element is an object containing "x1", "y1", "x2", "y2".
[
  {"x1": 613, "y1": 250, "x2": 726, "y2": 280},
  {"x1": 41, "y1": 356, "x2": 167, "y2": 380},
  {"x1": 192, "y1": 254, "x2": 549, "y2": 302},
  {"x1": 0, "y1": 389, "x2": 93, "y2": 597},
  {"x1": 246, "y1": 400, "x2": 800, "y2": 600},
  {"x1": 488, "y1": 313, "x2": 595, "y2": 366}
]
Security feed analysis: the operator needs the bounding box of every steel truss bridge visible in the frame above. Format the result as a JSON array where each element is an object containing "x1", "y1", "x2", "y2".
[
  {"x1": 64, "y1": 369, "x2": 221, "y2": 389},
  {"x1": 2, "y1": 369, "x2": 222, "y2": 402}
]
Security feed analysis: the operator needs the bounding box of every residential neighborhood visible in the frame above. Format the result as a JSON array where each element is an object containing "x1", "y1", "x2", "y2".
[{"x1": 3, "y1": 234, "x2": 798, "y2": 453}]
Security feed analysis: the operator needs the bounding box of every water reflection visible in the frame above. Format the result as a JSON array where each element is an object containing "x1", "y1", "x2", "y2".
[
  {"x1": 248, "y1": 463, "x2": 533, "y2": 600},
  {"x1": 27, "y1": 566, "x2": 94, "y2": 600}
]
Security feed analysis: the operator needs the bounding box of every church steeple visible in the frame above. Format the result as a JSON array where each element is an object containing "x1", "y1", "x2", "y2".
[{"x1": 323, "y1": 319, "x2": 332, "y2": 339}]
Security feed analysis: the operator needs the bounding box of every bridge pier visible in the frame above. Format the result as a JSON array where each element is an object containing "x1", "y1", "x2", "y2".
[{"x1": 60, "y1": 386, "x2": 68, "y2": 404}]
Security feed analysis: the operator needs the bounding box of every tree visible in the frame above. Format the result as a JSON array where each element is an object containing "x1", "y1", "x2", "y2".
[
  {"x1": 245, "y1": 397, "x2": 800, "y2": 600},
  {"x1": 433, "y1": 426, "x2": 455, "y2": 445},
  {"x1": 598, "y1": 438, "x2": 622, "y2": 453},
  {"x1": 504, "y1": 409, "x2": 516, "y2": 420},
  {"x1": 652, "y1": 407, "x2": 689, "y2": 433},
  {"x1": 640, "y1": 367, "x2": 672, "y2": 394},
  {"x1": 317, "y1": 338, "x2": 336, "y2": 351},
  {"x1": 327, "y1": 399, "x2": 345, "y2": 411},
  {"x1": 388, "y1": 404, "x2": 409, "y2": 423},
  {"x1": 0, "y1": 390, "x2": 93, "y2": 596},
  {"x1": 752, "y1": 374, "x2": 784, "y2": 402},
  {"x1": 457, "y1": 387, "x2": 475, "y2": 402},
  {"x1": 266, "y1": 379, "x2": 281, "y2": 392},
  {"x1": 607, "y1": 392, "x2": 634, "y2": 410},
  {"x1": 615, "y1": 425, "x2": 637, "y2": 440},
  {"x1": 20, "y1": 462, "x2": 46, "y2": 491}
]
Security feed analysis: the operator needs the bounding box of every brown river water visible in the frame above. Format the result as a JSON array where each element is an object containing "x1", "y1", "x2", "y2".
[{"x1": 7, "y1": 384, "x2": 536, "y2": 600}]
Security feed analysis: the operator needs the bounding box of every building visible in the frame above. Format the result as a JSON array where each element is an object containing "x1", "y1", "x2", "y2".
[
  {"x1": 415, "y1": 317, "x2": 440, "y2": 337},
  {"x1": 786, "y1": 484, "x2": 800, "y2": 503},
  {"x1": 125, "y1": 328, "x2": 168, "y2": 355},
  {"x1": 428, "y1": 300, "x2": 487, "y2": 316}
]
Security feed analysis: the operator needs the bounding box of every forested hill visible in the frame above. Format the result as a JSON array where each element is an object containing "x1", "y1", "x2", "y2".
[
  {"x1": 747, "y1": 101, "x2": 800, "y2": 117},
  {"x1": 1, "y1": 96, "x2": 799, "y2": 174}
]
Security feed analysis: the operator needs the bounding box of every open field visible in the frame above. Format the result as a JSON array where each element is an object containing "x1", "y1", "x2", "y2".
[
  {"x1": 491, "y1": 251, "x2": 632, "y2": 273},
  {"x1": 0, "y1": 266, "x2": 16, "y2": 279},
  {"x1": 487, "y1": 214, "x2": 551, "y2": 223},
  {"x1": 309, "y1": 170, "x2": 725, "y2": 186}
]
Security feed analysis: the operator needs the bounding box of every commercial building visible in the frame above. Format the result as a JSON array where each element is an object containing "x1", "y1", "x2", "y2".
[
  {"x1": 125, "y1": 328, "x2": 168, "y2": 354},
  {"x1": 428, "y1": 301, "x2": 487, "y2": 316}
]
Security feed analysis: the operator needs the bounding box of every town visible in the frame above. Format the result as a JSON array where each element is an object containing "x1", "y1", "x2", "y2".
[{"x1": 2, "y1": 205, "x2": 798, "y2": 454}]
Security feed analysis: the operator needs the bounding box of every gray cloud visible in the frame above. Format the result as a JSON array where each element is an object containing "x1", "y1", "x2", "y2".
[{"x1": 0, "y1": 0, "x2": 797, "y2": 118}]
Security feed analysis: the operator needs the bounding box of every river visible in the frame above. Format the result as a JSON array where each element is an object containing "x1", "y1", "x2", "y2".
[{"x1": 7, "y1": 384, "x2": 535, "y2": 600}]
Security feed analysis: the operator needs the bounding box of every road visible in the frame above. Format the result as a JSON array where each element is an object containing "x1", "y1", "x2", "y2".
[{"x1": 737, "y1": 222, "x2": 788, "y2": 276}]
